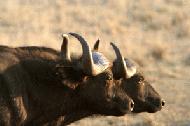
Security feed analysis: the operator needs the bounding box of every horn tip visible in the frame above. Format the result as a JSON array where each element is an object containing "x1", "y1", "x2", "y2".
[
  {"x1": 110, "y1": 42, "x2": 116, "y2": 48},
  {"x1": 97, "y1": 39, "x2": 100, "y2": 44},
  {"x1": 68, "y1": 32, "x2": 75, "y2": 36},
  {"x1": 62, "y1": 34, "x2": 69, "y2": 39},
  {"x1": 110, "y1": 42, "x2": 114, "y2": 45},
  {"x1": 94, "y1": 39, "x2": 100, "y2": 51}
]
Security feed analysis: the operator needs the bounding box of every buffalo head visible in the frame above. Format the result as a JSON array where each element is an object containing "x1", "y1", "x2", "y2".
[
  {"x1": 93, "y1": 40, "x2": 165, "y2": 113},
  {"x1": 57, "y1": 33, "x2": 134, "y2": 116}
]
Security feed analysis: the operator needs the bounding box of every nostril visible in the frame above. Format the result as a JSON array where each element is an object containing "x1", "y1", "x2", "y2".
[
  {"x1": 161, "y1": 100, "x2": 165, "y2": 107},
  {"x1": 130, "y1": 100, "x2": 134, "y2": 111}
]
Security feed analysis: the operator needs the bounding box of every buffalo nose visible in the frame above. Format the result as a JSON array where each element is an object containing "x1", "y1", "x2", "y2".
[
  {"x1": 130, "y1": 100, "x2": 134, "y2": 111},
  {"x1": 161, "y1": 100, "x2": 165, "y2": 107},
  {"x1": 147, "y1": 97, "x2": 163, "y2": 108}
]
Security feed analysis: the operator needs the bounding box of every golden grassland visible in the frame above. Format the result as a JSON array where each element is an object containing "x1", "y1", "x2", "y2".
[{"x1": 0, "y1": 0, "x2": 190, "y2": 125}]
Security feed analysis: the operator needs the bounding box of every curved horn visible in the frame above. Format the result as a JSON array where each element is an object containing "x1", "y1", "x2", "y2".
[
  {"x1": 110, "y1": 42, "x2": 136, "y2": 78},
  {"x1": 61, "y1": 34, "x2": 71, "y2": 61},
  {"x1": 93, "y1": 39, "x2": 100, "y2": 51},
  {"x1": 69, "y1": 33, "x2": 104, "y2": 76},
  {"x1": 110, "y1": 42, "x2": 127, "y2": 78}
]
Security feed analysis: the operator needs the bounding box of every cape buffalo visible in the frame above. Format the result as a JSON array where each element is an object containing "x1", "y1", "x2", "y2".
[
  {"x1": 48, "y1": 36, "x2": 166, "y2": 126},
  {"x1": 0, "y1": 33, "x2": 134, "y2": 126},
  {"x1": 44, "y1": 37, "x2": 166, "y2": 125},
  {"x1": 93, "y1": 40, "x2": 165, "y2": 113}
]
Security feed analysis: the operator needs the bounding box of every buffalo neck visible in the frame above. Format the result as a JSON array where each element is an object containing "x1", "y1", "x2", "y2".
[{"x1": 18, "y1": 57, "x2": 88, "y2": 123}]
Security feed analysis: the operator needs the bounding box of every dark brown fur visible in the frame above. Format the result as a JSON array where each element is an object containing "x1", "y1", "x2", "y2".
[
  {"x1": 93, "y1": 40, "x2": 164, "y2": 114},
  {"x1": 0, "y1": 46, "x2": 132, "y2": 126},
  {"x1": 116, "y1": 73, "x2": 164, "y2": 113}
]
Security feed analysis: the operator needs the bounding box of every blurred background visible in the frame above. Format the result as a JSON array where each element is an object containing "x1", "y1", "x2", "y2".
[{"x1": 0, "y1": 0, "x2": 190, "y2": 125}]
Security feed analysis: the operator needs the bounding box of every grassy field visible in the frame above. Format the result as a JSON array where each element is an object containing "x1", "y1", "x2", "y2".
[{"x1": 0, "y1": 0, "x2": 190, "y2": 126}]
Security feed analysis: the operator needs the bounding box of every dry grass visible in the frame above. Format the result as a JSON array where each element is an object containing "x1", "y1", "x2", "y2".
[{"x1": 0, "y1": 0, "x2": 190, "y2": 126}]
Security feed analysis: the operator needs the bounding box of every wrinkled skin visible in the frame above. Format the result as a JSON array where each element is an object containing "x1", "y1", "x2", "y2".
[
  {"x1": 0, "y1": 46, "x2": 133, "y2": 126},
  {"x1": 116, "y1": 73, "x2": 164, "y2": 113}
]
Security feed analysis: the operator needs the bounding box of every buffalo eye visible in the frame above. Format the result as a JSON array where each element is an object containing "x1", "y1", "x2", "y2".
[
  {"x1": 138, "y1": 81, "x2": 145, "y2": 86},
  {"x1": 139, "y1": 75, "x2": 144, "y2": 82},
  {"x1": 106, "y1": 74, "x2": 113, "y2": 80},
  {"x1": 112, "y1": 93, "x2": 116, "y2": 98},
  {"x1": 133, "y1": 74, "x2": 144, "y2": 83}
]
